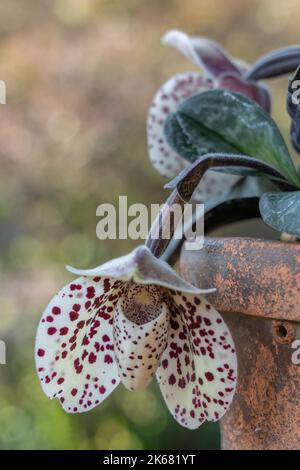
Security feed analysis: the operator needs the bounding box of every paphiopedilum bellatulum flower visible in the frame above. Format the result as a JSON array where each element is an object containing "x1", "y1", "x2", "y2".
[
  {"x1": 35, "y1": 245, "x2": 237, "y2": 429},
  {"x1": 147, "y1": 29, "x2": 272, "y2": 201}
]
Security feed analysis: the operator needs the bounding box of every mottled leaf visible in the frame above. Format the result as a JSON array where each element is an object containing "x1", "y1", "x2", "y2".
[
  {"x1": 165, "y1": 89, "x2": 300, "y2": 188},
  {"x1": 259, "y1": 191, "x2": 300, "y2": 237}
]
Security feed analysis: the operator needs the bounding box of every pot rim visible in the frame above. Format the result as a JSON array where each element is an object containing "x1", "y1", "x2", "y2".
[{"x1": 179, "y1": 237, "x2": 300, "y2": 322}]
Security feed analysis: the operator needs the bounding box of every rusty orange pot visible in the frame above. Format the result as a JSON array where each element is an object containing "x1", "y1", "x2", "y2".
[{"x1": 179, "y1": 237, "x2": 300, "y2": 450}]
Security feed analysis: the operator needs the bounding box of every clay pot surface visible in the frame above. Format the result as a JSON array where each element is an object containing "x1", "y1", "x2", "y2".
[{"x1": 180, "y1": 238, "x2": 300, "y2": 450}]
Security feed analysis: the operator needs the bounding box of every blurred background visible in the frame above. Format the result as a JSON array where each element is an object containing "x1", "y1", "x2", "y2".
[{"x1": 0, "y1": 0, "x2": 299, "y2": 450}]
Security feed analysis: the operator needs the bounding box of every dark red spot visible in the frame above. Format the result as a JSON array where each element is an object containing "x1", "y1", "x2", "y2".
[
  {"x1": 74, "y1": 358, "x2": 83, "y2": 374},
  {"x1": 47, "y1": 327, "x2": 57, "y2": 335},
  {"x1": 205, "y1": 372, "x2": 214, "y2": 382},
  {"x1": 178, "y1": 377, "x2": 186, "y2": 389},
  {"x1": 37, "y1": 349, "x2": 45, "y2": 357},
  {"x1": 86, "y1": 286, "x2": 95, "y2": 299},
  {"x1": 88, "y1": 352, "x2": 97, "y2": 364},
  {"x1": 104, "y1": 354, "x2": 113, "y2": 364},
  {"x1": 168, "y1": 374, "x2": 176, "y2": 385},
  {"x1": 70, "y1": 311, "x2": 79, "y2": 321},
  {"x1": 52, "y1": 307, "x2": 61, "y2": 315}
]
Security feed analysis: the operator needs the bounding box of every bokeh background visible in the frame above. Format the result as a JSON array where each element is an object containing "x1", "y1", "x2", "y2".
[{"x1": 0, "y1": 0, "x2": 299, "y2": 450}]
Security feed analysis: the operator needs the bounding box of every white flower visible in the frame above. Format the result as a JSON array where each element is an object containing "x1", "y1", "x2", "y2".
[
  {"x1": 147, "y1": 30, "x2": 270, "y2": 200},
  {"x1": 36, "y1": 245, "x2": 237, "y2": 429}
]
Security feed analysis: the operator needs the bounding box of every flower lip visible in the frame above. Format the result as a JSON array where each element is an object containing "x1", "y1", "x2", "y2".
[
  {"x1": 119, "y1": 283, "x2": 165, "y2": 325},
  {"x1": 113, "y1": 296, "x2": 169, "y2": 391},
  {"x1": 66, "y1": 245, "x2": 215, "y2": 294}
]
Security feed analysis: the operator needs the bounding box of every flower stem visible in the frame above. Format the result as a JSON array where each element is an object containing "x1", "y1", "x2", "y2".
[
  {"x1": 145, "y1": 189, "x2": 184, "y2": 258},
  {"x1": 146, "y1": 152, "x2": 296, "y2": 258},
  {"x1": 165, "y1": 153, "x2": 296, "y2": 202}
]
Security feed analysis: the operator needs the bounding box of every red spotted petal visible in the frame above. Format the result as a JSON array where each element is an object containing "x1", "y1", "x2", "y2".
[
  {"x1": 156, "y1": 294, "x2": 237, "y2": 429},
  {"x1": 35, "y1": 277, "x2": 122, "y2": 413},
  {"x1": 147, "y1": 72, "x2": 212, "y2": 179},
  {"x1": 113, "y1": 285, "x2": 169, "y2": 391},
  {"x1": 162, "y1": 30, "x2": 240, "y2": 78}
]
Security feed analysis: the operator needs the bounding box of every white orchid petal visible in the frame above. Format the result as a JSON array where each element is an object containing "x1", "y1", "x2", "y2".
[
  {"x1": 162, "y1": 30, "x2": 240, "y2": 77},
  {"x1": 113, "y1": 286, "x2": 169, "y2": 390},
  {"x1": 35, "y1": 276, "x2": 122, "y2": 413},
  {"x1": 156, "y1": 293, "x2": 237, "y2": 429},
  {"x1": 147, "y1": 72, "x2": 212, "y2": 179},
  {"x1": 67, "y1": 245, "x2": 213, "y2": 294},
  {"x1": 162, "y1": 30, "x2": 205, "y2": 71}
]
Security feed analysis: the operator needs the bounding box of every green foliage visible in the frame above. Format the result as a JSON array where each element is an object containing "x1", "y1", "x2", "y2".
[
  {"x1": 165, "y1": 90, "x2": 300, "y2": 187},
  {"x1": 260, "y1": 191, "x2": 300, "y2": 237}
]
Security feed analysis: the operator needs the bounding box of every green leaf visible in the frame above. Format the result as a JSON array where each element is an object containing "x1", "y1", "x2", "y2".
[
  {"x1": 165, "y1": 114, "x2": 197, "y2": 161},
  {"x1": 259, "y1": 191, "x2": 300, "y2": 236},
  {"x1": 165, "y1": 89, "x2": 300, "y2": 188}
]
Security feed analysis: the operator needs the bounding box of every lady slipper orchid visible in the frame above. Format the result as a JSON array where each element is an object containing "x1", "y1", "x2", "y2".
[
  {"x1": 147, "y1": 29, "x2": 271, "y2": 201},
  {"x1": 35, "y1": 245, "x2": 237, "y2": 429}
]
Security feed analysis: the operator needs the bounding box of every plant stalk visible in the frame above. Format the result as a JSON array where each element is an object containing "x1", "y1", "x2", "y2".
[{"x1": 166, "y1": 153, "x2": 296, "y2": 201}]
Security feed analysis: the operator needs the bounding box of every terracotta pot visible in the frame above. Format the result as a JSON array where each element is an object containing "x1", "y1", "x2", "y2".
[{"x1": 179, "y1": 237, "x2": 300, "y2": 450}]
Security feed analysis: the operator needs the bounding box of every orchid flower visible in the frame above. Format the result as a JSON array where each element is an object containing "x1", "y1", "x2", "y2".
[
  {"x1": 147, "y1": 29, "x2": 271, "y2": 201},
  {"x1": 35, "y1": 245, "x2": 237, "y2": 429}
]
